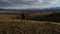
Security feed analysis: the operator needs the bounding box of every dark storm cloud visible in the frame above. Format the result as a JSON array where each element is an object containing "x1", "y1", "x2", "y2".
[
  {"x1": 0, "y1": 1, "x2": 13, "y2": 7},
  {"x1": 0, "y1": 0, "x2": 37, "y2": 7}
]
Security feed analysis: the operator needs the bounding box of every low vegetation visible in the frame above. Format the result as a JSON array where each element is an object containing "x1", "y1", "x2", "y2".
[
  {"x1": 0, "y1": 19, "x2": 60, "y2": 34},
  {"x1": 0, "y1": 12, "x2": 60, "y2": 34}
]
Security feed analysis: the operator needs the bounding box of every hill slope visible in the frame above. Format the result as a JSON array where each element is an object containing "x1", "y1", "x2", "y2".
[{"x1": 0, "y1": 20, "x2": 60, "y2": 34}]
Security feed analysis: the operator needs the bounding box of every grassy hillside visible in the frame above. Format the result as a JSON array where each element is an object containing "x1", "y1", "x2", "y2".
[
  {"x1": 0, "y1": 13, "x2": 60, "y2": 34},
  {"x1": 0, "y1": 18, "x2": 60, "y2": 34}
]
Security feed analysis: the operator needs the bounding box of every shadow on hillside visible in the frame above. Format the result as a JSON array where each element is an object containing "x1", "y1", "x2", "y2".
[{"x1": 26, "y1": 12, "x2": 60, "y2": 22}]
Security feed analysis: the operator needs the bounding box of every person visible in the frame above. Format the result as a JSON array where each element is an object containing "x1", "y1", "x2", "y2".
[
  {"x1": 21, "y1": 13, "x2": 25, "y2": 20},
  {"x1": 20, "y1": 12, "x2": 25, "y2": 23}
]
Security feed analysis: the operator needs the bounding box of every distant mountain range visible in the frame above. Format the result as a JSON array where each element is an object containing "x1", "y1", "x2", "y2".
[{"x1": 0, "y1": 7, "x2": 60, "y2": 13}]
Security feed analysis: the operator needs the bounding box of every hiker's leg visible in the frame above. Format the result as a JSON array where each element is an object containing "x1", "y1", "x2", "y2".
[{"x1": 23, "y1": 18, "x2": 25, "y2": 23}]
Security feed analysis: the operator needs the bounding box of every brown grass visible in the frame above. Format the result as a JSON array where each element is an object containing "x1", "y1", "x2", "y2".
[{"x1": 0, "y1": 13, "x2": 60, "y2": 34}]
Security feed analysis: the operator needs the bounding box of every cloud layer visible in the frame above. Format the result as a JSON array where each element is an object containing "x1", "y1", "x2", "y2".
[{"x1": 0, "y1": 0, "x2": 57, "y2": 9}]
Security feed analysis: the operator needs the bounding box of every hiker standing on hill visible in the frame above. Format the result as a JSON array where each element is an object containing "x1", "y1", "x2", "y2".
[
  {"x1": 21, "y1": 13, "x2": 25, "y2": 20},
  {"x1": 20, "y1": 11, "x2": 25, "y2": 22}
]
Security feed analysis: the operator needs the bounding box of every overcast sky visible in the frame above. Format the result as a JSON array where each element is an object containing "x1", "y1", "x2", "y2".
[{"x1": 0, "y1": 0, "x2": 60, "y2": 9}]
